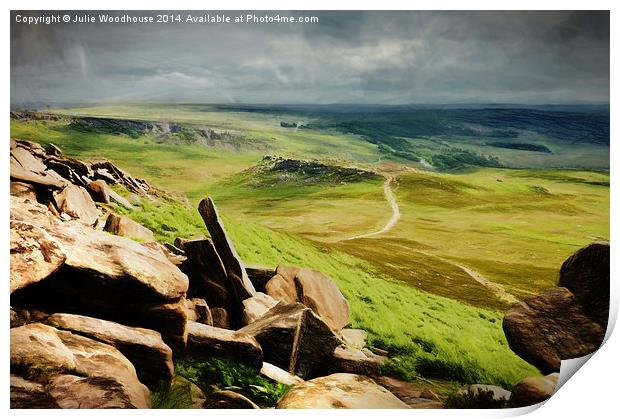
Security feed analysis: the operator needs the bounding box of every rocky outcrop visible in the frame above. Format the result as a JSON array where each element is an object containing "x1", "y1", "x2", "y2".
[
  {"x1": 198, "y1": 198, "x2": 256, "y2": 302},
  {"x1": 327, "y1": 346, "x2": 387, "y2": 376},
  {"x1": 10, "y1": 221, "x2": 66, "y2": 294},
  {"x1": 277, "y1": 373, "x2": 409, "y2": 409},
  {"x1": 53, "y1": 185, "x2": 100, "y2": 225},
  {"x1": 238, "y1": 303, "x2": 343, "y2": 378},
  {"x1": 185, "y1": 321, "x2": 263, "y2": 369},
  {"x1": 104, "y1": 213, "x2": 154, "y2": 242},
  {"x1": 10, "y1": 375, "x2": 60, "y2": 408},
  {"x1": 43, "y1": 313, "x2": 173, "y2": 389},
  {"x1": 510, "y1": 373, "x2": 559, "y2": 407},
  {"x1": 265, "y1": 265, "x2": 350, "y2": 331},
  {"x1": 503, "y1": 287, "x2": 605, "y2": 373},
  {"x1": 559, "y1": 242, "x2": 609, "y2": 326},
  {"x1": 47, "y1": 375, "x2": 139, "y2": 408}
]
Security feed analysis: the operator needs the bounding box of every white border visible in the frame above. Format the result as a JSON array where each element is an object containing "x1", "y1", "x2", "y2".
[{"x1": 2, "y1": 2, "x2": 617, "y2": 418}]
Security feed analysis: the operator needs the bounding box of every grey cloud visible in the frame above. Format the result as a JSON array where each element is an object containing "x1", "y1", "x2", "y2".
[{"x1": 10, "y1": 10, "x2": 610, "y2": 106}]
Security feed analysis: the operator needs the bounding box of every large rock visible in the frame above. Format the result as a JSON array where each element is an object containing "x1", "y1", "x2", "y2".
[
  {"x1": 242, "y1": 292, "x2": 279, "y2": 324},
  {"x1": 340, "y1": 328, "x2": 368, "y2": 349},
  {"x1": 10, "y1": 195, "x2": 59, "y2": 228},
  {"x1": 10, "y1": 163, "x2": 68, "y2": 189},
  {"x1": 10, "y1": 181, "x2": 37, "y2": 200},
  {"x1": 237, "y1": 303, "x2": 343, "y2": 378},
  {"x1": 559, "y1": 243, "x2": 610, "y2": 326},
  {"x1": 53, "y1": 185, "x2": 100, "y2": 225},
  {"x1": 44, "y1": 313, "x2": 173, "y2": 389},
  {"x1": 132, "y1": 299, "x2": 188, "y2": 351},
  {"x1": 198, "y1": 198, "x2": 256, "y2": 300},
  {"x1": 503, "y1": 287, "x2": 605, "y2": 373},
  {"x1": 260, "y1": 362, "x2": 304, "y2": 386},
  {"x1": 10, "y1": 221, "x2": 66, "y2": 294},
  {"x1": 510, "y1": 373, "x2": 559, "y2": 407},
  {"x1": 277, "y1": 373, "x2": 409, "y2": 409},
  {"x1": 265, "y1": 265, "x2": 350, "y2": 331},
  {"x1": 86, "y1": 179, "x2": 111, "y2": 204},
  {"x1": 56, "y1": 329, "x2": 150, "y2": 408},
  {"x1": 104, "y1": 213, "x2": 154, "y2": 242},
  {"x1": 10, "y1": 375, "x2": 59, "y2": 408},
  {"x1": 10, "y1": 323, "x2": 150, "y2": 408},
  {"x1": 11, "y1": 146, "x2": 47, "y2": 173},
  {"x1": 204, "y1": 390, "x2": 260, "y2": 409},
  {"x1": 46, "y1": 374, "x2": 138, "y2": 408},
  {"x1": 185, "y1": 321, "x2": 263, "y2": 369},
  {"x1": 183, "y1": 298, "x2": 213, "y2": 325}
]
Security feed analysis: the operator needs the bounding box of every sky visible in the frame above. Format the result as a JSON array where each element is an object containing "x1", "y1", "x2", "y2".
[{"x1": 10, "y1": 10, "x2": 610, "y2": 106}]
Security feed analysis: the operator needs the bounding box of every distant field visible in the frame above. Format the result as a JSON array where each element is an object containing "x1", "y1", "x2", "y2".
[{"x1": 9, "y1": 104, "x2": 609, "y2": 389}]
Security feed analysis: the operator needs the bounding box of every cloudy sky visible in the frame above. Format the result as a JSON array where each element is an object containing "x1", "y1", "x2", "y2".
[{"x1": 10, "y1": 10, "x2": 610, "y2": 106}]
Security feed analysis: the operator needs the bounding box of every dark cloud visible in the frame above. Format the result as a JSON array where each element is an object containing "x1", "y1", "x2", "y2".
[{"x1": 10, "y1": 10, "x2": 610, "y2": 105}]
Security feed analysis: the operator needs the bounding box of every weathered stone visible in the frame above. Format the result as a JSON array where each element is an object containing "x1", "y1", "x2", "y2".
[
  {"x1": 559, "y1": 242, "x2": 610, "y2": 326},
  {"x1": 183, "y1": 298, "x2": 213, "y2": 325},
  {"x1": 10, "y1": 375, "x2": 59, "y2": 408},
  {"x1": 10, "y1": 196, "x2": 59, "y2": 228},
  {"x1": 237, "y1": 303, "x2": 343, "y2": 378},
  {"x1": 104, "y1": 213, "x2": 154, "y2": 242},
  {"x1": 53, "y1": 185, "x2": 100, "y2": 225},
  {"x1": 246, "y1": 266, "x2": 276, "y2": 291},
  {"x1": 10, "y1": 221, "x2": 66, "y2": 294},
  {"x1": 266, "y1": 265, "x2": 350, "y2": 331},
  {"x1": 204, "y1": 390, "x2": 260, "y2": 409},
  {"x1": 374, "y1": 376, "x2": 443, "y2": 408},
  {"x1": 198, "y1": 197, "x2": 256, "y2": 300},
  {"x1": 171, "y1": 376, "x2": 206, "y2": 408},
  {"x1": 503, "y1": 287, "x2": 605, "y2": 373},
  {"x1": 327, "y1": 346, "x2": 387, "y2": 376},
  {"x1": 133, "y1": 299, "x2": 188, "y2": 352},
  {"x1": 260, "y1": 362, "x2": 304, "y2": 386},
  {"x1": 211, "y1": 307, "x2": 231, "y2": 329},
  {"x1": 10, "y1": 323, "x2": 77, "y2": 377},
  {"x1": 47, "y1": 375, "x2": 138, "y2": 408},
  {"x1": 44, "y1": 156, "x2": 92, "y2": 186},
  {"x1": 11, "y1": 163, "x2": 68, "y2": 189},
  {"x1": 265, "y1": 273, "x2": 297, "y2": 303},
  {"x1": 86, "y1": 179, "x2": 111, "y2": 204},
  {"x1": 10, "y1": 307, "x2": 30, "y2": 328},
  {"x1": 44, "y1": 313, "x2": 173, "y2": 389},
  {"x1": 11, "y1": 146, "x2": 47, "y2": 173},
  {"x1": 185, "y1": 321, "x2": 263, "y2": 369},
  {"x1": 277, "y1": 373, "x2": 409, "y2": 409},
  {"x1": 510, "y1": 373, "x2": 559, "y2": 407},
  {"x1": 242, "y1": 292, "x2": 279, "y2": 324},
  {"x1": 10, "y1": 181, "x2": 37, "y2": 200},
  {"x1": 180, "y1": 239, "x2": 232, "y2": 311},
  {"x1": 340, "y1": 328, "x2": 368, "y2": 349},
  {"x1": 56, "y1": 329, "x2": 150, "y2": 408}
]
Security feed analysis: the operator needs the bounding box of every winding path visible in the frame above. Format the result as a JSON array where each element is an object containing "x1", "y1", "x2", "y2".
[{"x1": 343, "y1": 176, "x2": 400, "y2": 241}]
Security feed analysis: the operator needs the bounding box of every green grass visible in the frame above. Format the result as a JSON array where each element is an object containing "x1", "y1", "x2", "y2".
[{"x1": 174, "y1": 357, "x2": 290, "y2": 407}]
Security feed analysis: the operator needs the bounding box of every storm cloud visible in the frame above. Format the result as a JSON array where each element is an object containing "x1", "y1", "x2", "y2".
[{"x1": 10, "y1": 10, "x2": 610, "y2": 106}]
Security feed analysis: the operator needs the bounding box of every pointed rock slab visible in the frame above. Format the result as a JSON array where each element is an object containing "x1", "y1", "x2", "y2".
[
  {"x1": 277, "y1": 373, "x2": 410, "y2": 409},
  {"x1": 559, "y1": 242, "x2": 610, "y2": 326},
  {"x1": 198, "y1": 198, "x2": 256, "y2": 300},
  {"x1": 86, "y1": 179, "x2": 111, "y2": 204},
  {"x1": 104, "y1": 213, "x2": 154, "y2": 242},
  {"x1": 503, "y1": 287, "x2": 605, "y2": 373},
  {"x1": 11, "y1": 146, "x2": 47, "y2": 173},
  {"x1": 10, "y1": 375, "x2": 60, "y2": 408},
  {"x1": 44, "y1": 313, "x2": 173, "y2": 390},
  {"x1": 185, "y1": 321, "x2": 263, "y2": 369},
  {"x1": 266, "y1": 265, "x2": 350, "y2": 331},
  {"x1": 10, "y1": 163, "x2": 68, "y2": 189},
  {"x1": 237, "y1": 303, "x2": 343, "y2": 378},
  {"x1": 53, "y1": 185, "x2": 100, "y2": 226},
  {"x1": 510, "y1": 373, "x2": 559, "y2": 407},
  {"x1": 10, "y1": 221, "x2": 66, "y2": 294}
]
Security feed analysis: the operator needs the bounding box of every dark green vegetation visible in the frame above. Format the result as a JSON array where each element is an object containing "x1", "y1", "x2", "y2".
[
  {"x1": 486, "y1": 142, "x2": 552, "y2": 153},
  {"x1": 10, "y1": 103, "x2": 609, "y2": 393}
]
